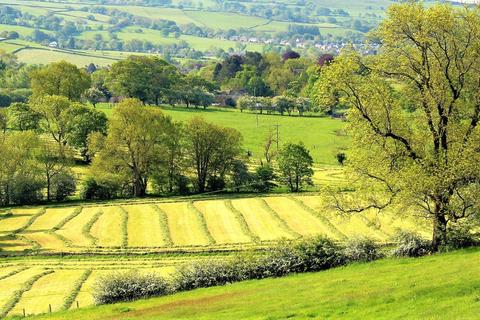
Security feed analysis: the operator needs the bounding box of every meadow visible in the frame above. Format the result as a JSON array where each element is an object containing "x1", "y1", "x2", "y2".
[
  {"x1": 9, "y1": 248, "x2": 479, "y2": 319},
  {"x1": 98, "y1": 104, "x2": 349, "y2": 165}
]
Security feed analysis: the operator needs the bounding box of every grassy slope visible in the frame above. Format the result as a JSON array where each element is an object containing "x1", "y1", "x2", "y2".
[
  {"x1": 98, "y1": 105, "x2": 348, "y2": 165},
  {"x1": 25, "y1": 248, "x2": 480, "y2": 320}
]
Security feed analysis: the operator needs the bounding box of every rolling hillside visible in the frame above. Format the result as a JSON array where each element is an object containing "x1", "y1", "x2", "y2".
[
  {"x1": 0, "y1": 193, "x2": 432, "y2": 317},
  {"x1": 18, "y1": 248, "x2": 480, "y2": 320}
]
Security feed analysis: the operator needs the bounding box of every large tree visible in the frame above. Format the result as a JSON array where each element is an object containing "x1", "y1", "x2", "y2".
[
  {"x1": 92, "y1": 98, "x2": 170, "y2": 197},
  {"x1": 64, "y1": 105, "x2": 107, "y2": 162},
  {"x1": 315, "y1": 3, "x2": 480, "y2": 250},
  {"x1": 30, "y1": 95, "x2": 74, "y2": 157},
  {"x1": 30, "y1": 61, "x2": 90, "y2": 101},
  {"x1": 106, "y1": 56, "x2": 178, "y2": 104}
]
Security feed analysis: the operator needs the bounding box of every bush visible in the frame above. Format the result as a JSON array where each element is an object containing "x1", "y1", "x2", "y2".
[
  {"x1": 224, "y1": 97, "x2": 236, "y2": 107},
  {"x1": 294, "y1": 236, "x2": 347, "y2": 271},
  {"x1": 93, "y1": 271, "x2": 170, "y2": 305},
  {"x1": 173, "y1": 237, "x2": 347, "y2": 289},
  {"x1": 445, "y1": 223, "x2": 480, "y2": 250},
  {"x1": 51, "y1": 171, "x2": 76, "y2": 201},
  {"x1": 252, "y1": 164, "x2": 276, "y2": 192},
  {"x1": 9, "y1": 174, "x2": 44, "y2": 205},
  {"x1": 81, "y1": 177, "x2": 119, "y2": 200},
  {"x1": 344, "y1": 237, "x2": 383, "y2": 262},
  {"x1": 172, "y1": 259, "x2": 247, "y2": 292},
  {"x1": 254, "y1": 241, "x2": 303, "y2": 278},
  {"x1": 336, "y1": 152, "x2": 347, "y2": 165},
  {"x1": 392, "y1": 231, "x2": 432, "y2": 257}
]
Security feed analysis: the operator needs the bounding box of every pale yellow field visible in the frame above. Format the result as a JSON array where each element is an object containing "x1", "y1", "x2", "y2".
[
  {"x1": 0, "y1": 194, "x2": 436, "y2": 317},
  {"x1": 125, "y1": 204, "x2": 166, "y2": 247},
  {"x1": 0, "y1": 208, "x2": 41, "y2": 234},
  {"x1": 264, "y1": 197, "x2": 338, "y2": 238},
  {"x1": 158, "y1": 202, "x2": 210, "y2": 246},
  {"x1": 0, "y1": 266, "x2": 25, "y2": 279},
  {"x1": 230, "y1": 198, "x2": 294, "y2": 241},
  {"x1": 28, "y1": 207, "x2": 78, "y2": 232},
  {"x1": 0, "y1": 256, "x2": 211, "y2": 316},
  {"x1": 24, "y1": 233, "x2": 68, "y2": 251},
  {"x1": 194, "y1": 200, "x2": 251, "y2": 244},
  {"x1": 90, "y1": 206, "x2": 123, "y2": 247},
  {"x1": 0, "y1": 238, "x2": 32, "y2": 252},
  {"x1": 10, "y1": 270, "x2": 82, "y2": 316},
  {"x1": 0, "y1": 196, "x2": 432, "y2": 253},
  {"x1": 296, "y1": 196, "x2": 432, "y2": 241},
  {"x1": 0, "y1": 268, "x2": 45, "y2": 313},
  {"x1": 56, "y1": 207, "x2": 100, "y2": 247}
]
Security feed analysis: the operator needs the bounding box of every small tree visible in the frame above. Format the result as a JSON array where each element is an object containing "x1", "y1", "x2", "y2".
[
  {"x1": 231, "y1": 160, "x2": 251, "y2": 192},
  {"x1": 83, "y1": 87, "x2": 105, "y2": 108},
  {"x1": 277, "y1": 143, "x2": 314, "y2": 192},
  {"x1": 237, "y1": 96, "x2": 254, "y2": 113},
  {"x1": 252, "y1": 163, "x2": 276, "y2": 192},
  {"x1": 264, "y1": 129, "x2": 277, "y2": 163},
  {"x1": 273, "y1": 96, "x2": 296, "y2": 116}
]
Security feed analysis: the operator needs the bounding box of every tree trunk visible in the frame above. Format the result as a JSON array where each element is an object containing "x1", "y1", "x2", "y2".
[
  {"x1": 432, "y1": 213, "x2": 448, "y2": 251},
  {"x1": 46, "y1": 174, "x2": 51, "y2": 202},
  {"x1": 133, "y1": 174, "x2": 146, "y2": 197}
]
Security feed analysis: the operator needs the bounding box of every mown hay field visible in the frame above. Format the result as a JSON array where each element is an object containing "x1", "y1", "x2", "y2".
[
  {"x1": 0, "y1": 194, "x2": 430, "y2": 317},
  {"x1": 0, "y1": 194, "x2": 432, "y2": 316},
  {"x1": 0, "y1": 256, "x2": 196, "y2": 317},
  {"x1": 0, "y1": 195, "x2": 431, "y2": 254}
]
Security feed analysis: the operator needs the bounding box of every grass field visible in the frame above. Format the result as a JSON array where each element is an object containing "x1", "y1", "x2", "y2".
[
  {"x1": 0, "y1": 0, "x2": 395, "y2": 62},
  {"x1": 14, "y1": 48, "x2": 120, "y2": 66},
  {"x1": 0, "y1": 255, "x2": 210, "y2": 317},
  {"x1": 0, "y1": 194, "x2": 431, "y2": 256},
  {"x1": 14, "y1": 248, "x2": 479, "y2": 320},
  {"x1": 98, "y1": 104, "x2": 348, "y2": 165}
]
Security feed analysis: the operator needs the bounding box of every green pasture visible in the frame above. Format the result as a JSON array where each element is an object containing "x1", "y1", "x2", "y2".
[
  {"x1": 14, "y1": 48, "x2": 120, "y2": 66},
  {"x1": 98, "y1": 105, "x2": 348, "y2": 165}
]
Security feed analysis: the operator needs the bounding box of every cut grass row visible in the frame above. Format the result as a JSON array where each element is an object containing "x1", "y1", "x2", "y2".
[
  {"x1": 0, "y1": 255, "x2": 220, "y2": 317},
  {"x1": 1, "y1": 196, "x2": 431, "y2": 254}
]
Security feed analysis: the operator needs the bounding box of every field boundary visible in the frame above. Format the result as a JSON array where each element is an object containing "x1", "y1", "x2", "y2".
[
  {"x1": 61, "y1": 269, "x2": 92, "y2": 311},
  {"x1": 81, "y1": 210, "x2": 103, "y2": 246},
  {"x1": 118, "y1": 206, "x2": 129, "y2": 248},
  {"x1": 52, "y1": 207, "x2": 83, "y2": 231}
]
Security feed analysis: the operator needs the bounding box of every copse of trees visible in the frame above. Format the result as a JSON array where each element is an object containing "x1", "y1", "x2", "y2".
[
  {"x1": 85, "y1": 100, "x2": 245, "y2": 198},
  {"x1": 104, "y1": 56, "x2": 217, "y2": 108}
]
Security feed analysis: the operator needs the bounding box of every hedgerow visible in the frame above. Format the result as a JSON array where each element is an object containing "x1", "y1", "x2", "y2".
[{"x1": 93, "y1": 236, "x2": 361, "y2": 305}]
